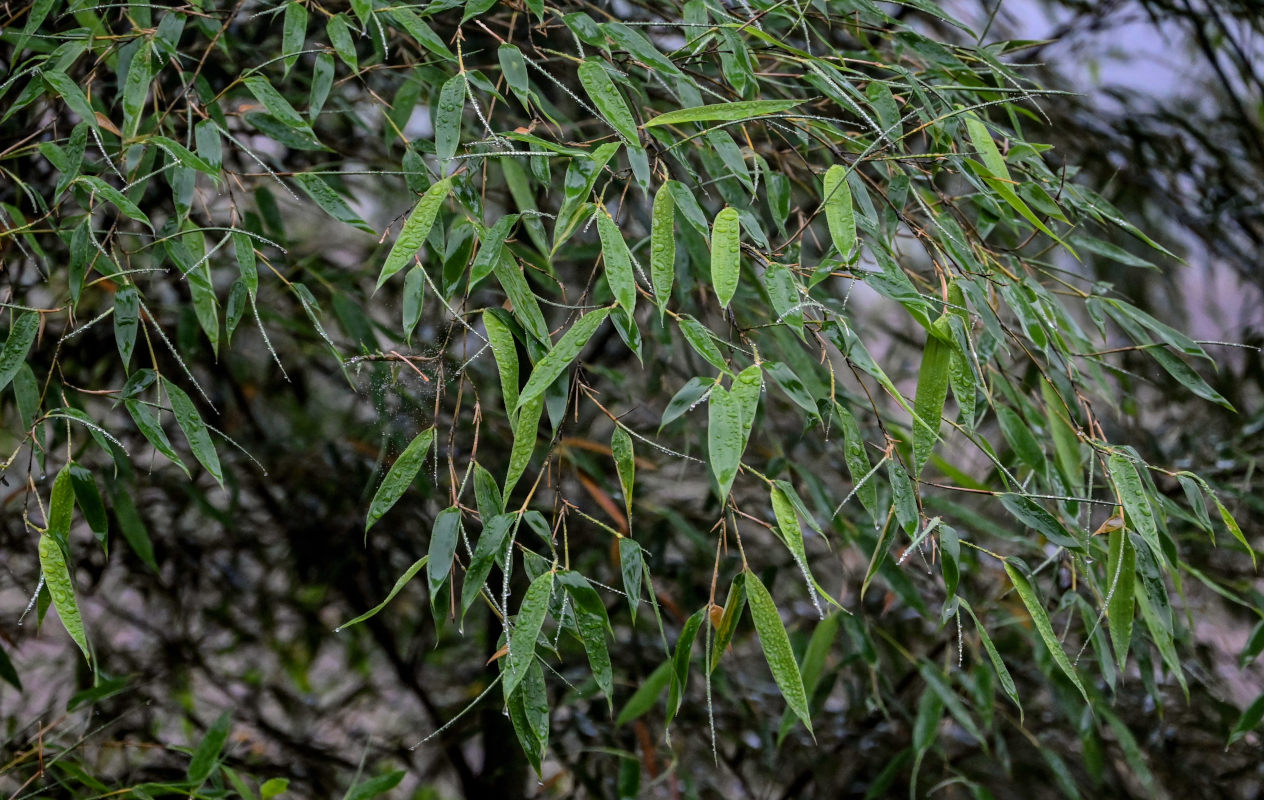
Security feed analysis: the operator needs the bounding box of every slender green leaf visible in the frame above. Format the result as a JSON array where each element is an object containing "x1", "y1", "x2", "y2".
[
  {"x1": 644, "y1": 99, "x2": 802, "y2": 127},
  {"x1": 377, "y1": 178, "x2": 452, "y2": 288},
  {"x1": 166, "y1": 383, "x2": 223, "y2": 487},
  {"x1": 710, "y1": 207, "x2": 741, "y2": 309},
  {"x1": 365, "y1": 427, "x2": 435, "y2": 531},
  {"x1": 745, "y1": 572, "x2": 813, "y2": 736},
  {"x1": 0, "y1": 312, "x2": 39, "y2": 393},
  {"x1": 1004, "y1": 562, "x2": 1089, "y2": 703},
  {"x1": 505, "y1": 570, "x2": 554, "y2": 699},
  {"x1": 515, "y1": 308, "x2": 610, "y2": 412}
]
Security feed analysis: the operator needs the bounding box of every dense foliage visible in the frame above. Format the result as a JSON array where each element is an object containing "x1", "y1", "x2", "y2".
[{"x1": 2, "y1": 0, "x2": 1260, "y2": 797}]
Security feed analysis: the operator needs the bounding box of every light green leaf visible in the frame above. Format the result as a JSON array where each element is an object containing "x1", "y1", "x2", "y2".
[
  {"x1": 1004, "y1": 562, "x2": 1089, "y2": 703},
  {"x1": 644, "y1": 99, "x2": 802, "y2": 127},
  {"x1": 618, "y1": 538, "x2": 642, "y2": 621},
  {"x1": 650, "y1": 182, "x2": 677, "y2": 318},
  {"x1": 1106, "y1": 527, "x2": 1136, "y2": 672},
  {"x1": 611, "y1": 426, "x2": 635, "y2": 520},
  {"x1": 710, "y1": 207, "x2": 741, "y2": 309},
  {"x1": 282, "y1": 1, "x2": 308, "y2": 75},
  {"x1": 597, "y1": 208, "x2": 636, "y2": 315},
  {"x1": 577, "y1": 59, "x2": 638, "y2": 144},
  {"x1": 337, "y1": 556, "x2": 429, "y2": 630},
  {"x1": 121, "y1": 42, "x2": 152, "y2": 140},
  {"x1": 1228, "y1": 691, "x2": 1264, "y2": 747},
  {"x1": 616, "y1": 659, "x2": 670, "y2": 726},
  {"x1": 377, "y1": 177, "x2": 452, "y2": 288},
  {"x1": 365, "y1": 427, "x2": 435, "y2": 531},
  {"x1": 745, "y1": 572, "x2": 813, "y2": 736},
  {"x1": 39, "y1": 532, "x2": 91, "y2": 664},
  {"x1": 558, "y1": 570, "x2": 614, "y2": 710},
  {"x1": 484, "y1": 309, "x2": 520, "y2": 416},
  {"x1": 515, "y1": 308, "x2": 611, "y2": 412},
  {"x1": 822, "y1": 165, "x2": 856, "y2": 259},
  {"x1": 187, "y1": 710, "x2": 232, "y2": 784}
]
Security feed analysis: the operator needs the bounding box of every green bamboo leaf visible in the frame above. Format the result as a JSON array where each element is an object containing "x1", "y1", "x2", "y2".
[
  {"x1": 577, "y1": 59, "x2": 638, "y2": 144},
  {"x1": 166, "y1": 383, "x2": 223, "y2": 487},
  {"x1": 615, "y1": 659, "x2": 670, "y2": 726},
  {"x1": 650, "y1": 182, "x2": 676, "y2": 319},
  {"x1": 558, "y1": 570, "x2": 614, "y2": 711},
  {"x1": 461, "y1": 514, "x2": 514, "y2": 619},
  {"x1": 40, "y1": 69, "x2": 98, "y2": 132},
  {"x1": 505, "y1": 570, "x2": 555, "y2": 699},
  {"x1": 112, "y1": 484, "x2": 157, "y2": 572},
  {"x1": 618, "y1": 538, "x2": 643, "y2": 621},
  {"x1": 506, "y1": 661, "x2": 548, "y2": 775},
  {"x1": 1000, "y1": 493, "x2": 1083, "y2": 551},
  {"x1": 75, "y1": 176, "x2": 153, "y2": 229},
  {"x1": 39, "y1": 533, "x2": 91, "y2": 665},
  {"x1": 776, "y1": 612, "x2": 840, "y2": 744},
  {"x1": 666, "y1": 608, "x2": 705, "y2": 725},
  {"x1": 365, "y1": 427, "x2": 435, "y2": 531},
  {"x1": 493, "y1": 252, "x2": 550, "y2": 345},
  {"x1": 644, "y1": 99, "x2": 802, "y2": 127},
  {"x1": 471, "y1": 215, "x2": 517, "y2": 288},
  {"x1": 504, "y1": 394, "x2": 542, "y2": 499},
  {"x1": 770, "y1": 485, "x2": 836, "y2": 613},
  {"x1": 484, "y1": 309, "x2": 520, "y2": 416},
  {"x1": 121, "y1": 42, "x2": 152, "y2": 140},
  {"x1": 293, "y1": 173, "x2": 374, "y2": 233},
  {"x1": 125, "y1": 399, "x2": 189, "y2": 476},
  {"x1": 835, "y1": 403, "x2": 878, "y2": 520},
  {"x1": 185, "y1": 261, "x2": 220, "y2": 357},
  {"x1": 959, "y1": 598, "x2": 1022, "y2": 720},
  {"x1": 1106, "y1": 527, "x2": 1136, "y2": 671},
  {"x1": 1228, "y1": 691, "x2": 1264, "y2": 747},
  {"x1": 68, "y1": 464, "x2": 107, "y2": 548},
  {"x1": 1212, "y1": 496, "x2": 1255, "y2": 568},
  {"x1": 710, "y1": 574, "x2": 747, "y2": 670},
  {"x1": 912, "y1": 334, "x2": 950, "y2": 475},
  {"x1": 337, "y1": 556, "x2": 429, "y2": 630},
  {"x1": 1042, "y1": 380, "x2": 1082, "y2": 492},
  {"x1": 997, "y1": 405, "x2": 1045, "y2": 474},
  {"x1": 386, "y1": 8, "x2": 455, "y2": 59},
  {"x1": 46, "y1": 465, "x2": 74, "y2": 547},
  {"x1": 597, "y1": 208, "x2": 636, "y2": 315},
  {"x1": 677, "y1": 315, "x2": 728, "y2": 373},
  {"x1": 402, "y1": 267, "x2": 425, "y2": 342},
  {"x1": 325, "y1": 13, "x2": 358, "y2": 70},
  {"x1": 745, "y1": 572, "x2": 813, "y2": 736},
  {"x1": 243, "y1": 75, "x2": 310, "y2": 130},
  {"x1": 377, "y1": 178, "x2": 452, "y2": 288},
  {"x1": 498, "y1": 44, "x2": 532, "y2": 108},
  {"x1": 515, "y1": 308, "x2": 611, "y2": 412},
  {"x1": 707, "y1": 383, "x2": 743, "y2": 501},
  {"x1": 434, "y1": 73, "x2": 466, "y2": 163},
  {"x1": 822, "y1": 165, "x2": 856, "y2": 259},
  {"x1": 282, "y1": 1, "x2": 307, "y2": 75},
  {"x1": 187, "y1": 711, "x2": 232, "y2": 784},
  {"x1": 611, "y1": 426, "x2": 635, "y2": 520},
  {"x1": 428, "y1": 507, "x2": 462, "y2": 595},
  {"x1": 710, "y1": 207, "x2": 741, "y2": 309},
  {"x1": 1004, "y1": 562, "x2": 1089, "y2": 703},
  {"x1": 0, "y1": 312, "x2": 39, "y2": 393},
  {"x1": 1107, "y1": 454, "x2": 1163, "y2": 565}
]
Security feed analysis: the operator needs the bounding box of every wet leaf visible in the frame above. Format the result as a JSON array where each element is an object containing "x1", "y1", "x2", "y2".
[
  {"x1": 745, "y1": 572, "x2": 813, "y2": 736},
  {"x1": 39, "y1": 532, "x2": 91, "y2": 665},
  {"x1": 577, "y1": 59, "x2": 638, "y2": 144},
  {"x1": 365, "y1": 427, "x2": 435, "y2": 531},
  {"x1": 505, "y1": 570, "x2": 555, "y2": 699},
  {"x1": 710, "y1": 207, "x2": 741, "y2": 309},
  {"x1": 166, "y1": 383, "x2": 223, "y2": 487},
  {"x1": 377, "y1": 178, "x2": 452, "y2": 288},
  {"x1": 515, "y1": 308, "x2": 610, "y2": 412},
  {"x1": 644, "y1": 99, "x2": 802, "y2": 127},
  {"x1": 1004, "y1": 562, "x2": 1089, "y2": 703},
  {"x1": 597, "y1": 208, "x2": 636, "y2": 315},
  {"x1": 428, "y1": 507, "x2": 462, "y2": 595},
  {"x1": 822, "y1": 165, "x2": 856, "y2": 259},
  {"x1": 0, "y1": 312, "x2": 40, "y2": 393},
  {"x1": 1106, "y1": 527, "x2": 1136, "y2": 671},
  {"x1": 435, "y1": 73, "x2": 466, "y2": 163}
]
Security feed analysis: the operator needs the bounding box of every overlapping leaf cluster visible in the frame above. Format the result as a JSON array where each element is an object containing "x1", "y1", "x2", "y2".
[{"x1": 2, "y1": 0, "x2": 1258, "y2": 796}]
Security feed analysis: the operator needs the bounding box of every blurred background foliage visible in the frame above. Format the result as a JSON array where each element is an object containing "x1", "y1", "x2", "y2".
[{"x1": 1, "y1": 0, "x2": 1261, "y2": 798}]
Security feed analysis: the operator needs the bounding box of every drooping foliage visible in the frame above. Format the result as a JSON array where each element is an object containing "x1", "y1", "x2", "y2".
[{"x1": 1, "y1": 1, "x2": 1259, "y2": 797}]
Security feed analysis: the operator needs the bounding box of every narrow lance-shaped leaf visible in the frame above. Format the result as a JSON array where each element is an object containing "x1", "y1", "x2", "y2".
[
  {"x1": 462, "y1": 514, "x2": 514, "y2": 619},
  {"x1": 505, "y1": 570, "x2": 555, "y2": 699},
  {"x1": 166, "y1": 383, "x2": 223, "y2": 487},
  {"x1": 1106, "y1": 527, "x2": 1136, "y2": 672},
  {"x1": 745, "y1": 572, "x2": 813, "y2": 736},
  {"x1": 187, "y1": 711, "x2": 232, "y2": 784},
  {"x1": 504, "y1": 394, "x2": 543, "y2": 499},
  {"x1": 434, "y1": 73, "x2": 466, "y2": 163},
  {"x1": 515, "y1": 308, "x2": 611, "y2": 412},
  {"x1": 483, "y1": 310, "x2": 520, "y2": 416},
  {"x1": 597, "y1": 208, "x2": 636, "y2": 315},
  {"x1": 365, "y1": 427, "x2": 435, "y2": 531},
  {"x1": 707, "y1": 383, "x2": 743, "y2": 501},
  {"x1": 1004, "y1": 562, "x2": 1089, "y2": 703},
  {"x1": 1107, "y1": 454, "x2": 1163, "y2": 565},
  {"x1": 911, "y1": 333, "x2": 950, "y2": 476},
  {"x1": 618, "y1": 538, "x2": 643, "y2": 621},
  {"x1": 126, "y1": 399, "x2": 189, "y2": 476},
  {"x1": 39, "y1": 533, "x2": 92, "y2": 665},
  {"x1": 377, "y1": 178, "x2": 452, "y2": 288},
  {"x1": 611, "y1": 426, "x2": 635, "y2": 521},
  {"x1": 822, "y1": 165, "x2": 856, "y2": 259},
  {"x1": 650, "y1": 182, "x2": 677, "y2": 319},
  {"x1": 337, "y1": 556, "x2": 429, "y2": 630},
  {"x1": 710, "y1": 207, "x2": 741, "y2": 309},
  {"x1": 577, "y1": 59, "x2": 639, "y2": 144},
  {"x1": 558, "y1": 571, "x2": 614, "y2": 712},
  {"x1": 121, "y1": 42, "x2": 152, "y2": 140},
  {"x1": 293, "y1": 173, "x2": 374, "y2": 233},
  {"x1": 428, "y1": 507, "x2": 462, "y2": 595},
  {"x1": 282, "y1": 1, "x2": 308, "y2": 75},
  {"x1": 644, "y1": 99, "x2": 803, "y2": 127},
  {"x1": 0, "y1": 312, "x2": 40, "y2": 393}
]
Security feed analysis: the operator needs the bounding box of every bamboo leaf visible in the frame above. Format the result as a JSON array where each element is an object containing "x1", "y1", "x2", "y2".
[
  {"x1": 337, "y1": 556, "x2": 429, "y2": 630},
  {"x1": 611, "y1": 426, "x2": 635, "y2": 520},
  {"x1": 365, "y1": 427, "x2": 435, "y2": 531},
  {"x1": 293, "y1": 173, "x2": 374, "y2": 233},
  {"x1": 710, "y1": 207, "x2": 741, "y2": 309},
  {"x1": 428, "y1": 507, "x2": 462, "y2": 595},
  {"x1": 377, "y1": 178, "x2": 452, "y2": 288},
  {"x1": 505, "y1": 570, "x2": 555, "y2": 699},
  {"x1": 1107, "y1": 454, "x2": 1163, "y2": 565},
  {"x1": 461, "y1": 514, "x2": 514, "y2": 619},
  {"x1": 650, "y1": 182, "x2": 677, "y2": 318},
  {"x1": 822, "y1": 165, "x2": 856, "y2": 259},
  {"x1": 187, "y1": 711, "x2": 232, "y2": 784},
  {"x1": 1106, "y1": 527, "x2": 1136, "y2": 671},
  {"x1": 577, "y1": 59, "x2": 638, "y2": 144},
  {"x1": 434, "y1": 73, "x2": 466, "y2": 163},
  {"x1": 1004, "y1": 562, "x2": 1089, "y2": 703},
  {"x1": 616, "y1": 659, "x2": 671, "y2": 725},
  {"x1": 515, "y1": 308, "x2": 611, "y2": 412},
  {"x1": 912, "y1": 334, "x2": 950, "y2": 475},
  {"x1": 166, "y1": 383, "x2": 223, "y2": 487},
  {"x1": 0, "y1": 312, "x2": 40, "y2": 393},
  {"x1": 745, "y1": 572, "x2": 813, "y2": 736},
  {"x1": 644, "y1": 99, "x2": 802, "y2": 127},
  {"x1": 558, "y1": 570, "x2": 614, "y2": 711},
  {"x1": 597, "y1": 208, "x2": 636, "y2": 315},
  {"x1": 39, "y1": 532, "x2": 92, "y2": 665}
]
